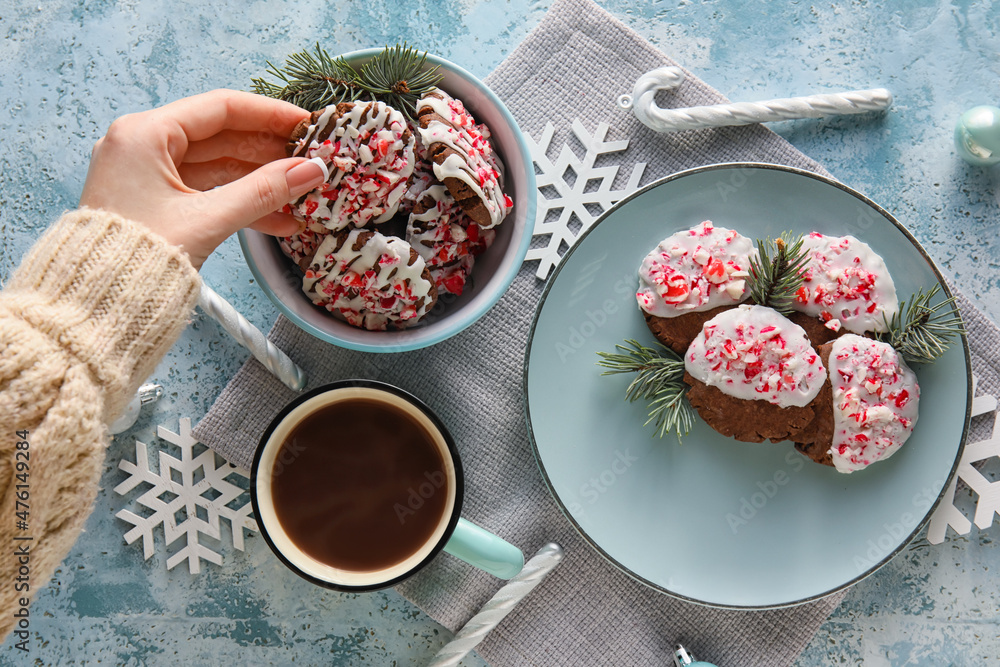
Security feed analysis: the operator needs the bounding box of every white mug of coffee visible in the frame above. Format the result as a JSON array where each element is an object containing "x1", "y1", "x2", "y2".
[{"x1": 251, "y1": 380, "x2": 524, "y2": 590}]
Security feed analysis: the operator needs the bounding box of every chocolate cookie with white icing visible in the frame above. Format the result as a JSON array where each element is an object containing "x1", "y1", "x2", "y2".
[
  {"x1": 636, "y1": 220, "x2": 757, "y2": 353},
  {"x1": 683, "y1": 304, "x2": 829, "y2": 443},
  {"x1": 793, "y1": 335, "x2": 920, "y2": 472},
  {"x1": 415, "y1": 89, "x2": 513, "y2": 229},
  {"x1": 406, "y1": 184, "x2": 496, "y2": 296},
  {"x1": 302, "y1": 228, "x2": 437, "y2": 331},
  {"x1": 791, "y1": 232, "x2": 899, "y2": 334},
  {"x1": 278, "y1": 219, "x2": 332, "y2": 271},
  {"x1": 286, "y1": 101, "x2": 416, "y2": 231}
]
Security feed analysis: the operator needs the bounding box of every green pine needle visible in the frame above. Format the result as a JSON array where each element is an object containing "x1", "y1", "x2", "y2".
[
  {"x1": 358, "y1": 44, "x2": 441, "y2": 116},
  {"x1": 250, "y1": 43, "x2": 442, "y2": 120},
  {"x1": 876, "y1": 285, "x2": 965, "y2": 364},
  {"x1": 747, "y1": 233, "x2": 810, "y2": 315},
  {"x1": 250, "y1": 43, "x2": 361, "y2": 111},
  {"x1": 597, "y1": 339, "x2": 696, "y2": 441}
]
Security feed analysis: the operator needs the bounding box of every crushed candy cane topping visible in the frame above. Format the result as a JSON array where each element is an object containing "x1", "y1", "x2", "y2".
[
  {"x1": 290, "y1": 101, "x2": 416, "y2": 231},
  {"x1": 428, "y1": 256, "x2": 476, "y2": 297},
  {"x1": 396, "y1": 121, "x2": 436, "y2": 215},
  {"x1": 303, "y1": 229, "x2": 435, "y2": 331},
  {"x1": 827, "y1": 334, "x2": 919, "y2": 473},
  {"x1": 397, "y1": 162, "x2": 436, "y2": 216},
  {"x1": 406, "y1": 184, "x2": 495, "y2": 296},
  {"x1": 793, "y1": 232, "x2": 898, "y2": 334},
  {"x1": 686, "y1": 305, "x2": 827, "y2": 408},
  {"x1": 279, "y1": 220, "x2": 331, "y2": 268},
  {"x1": 416, "y1": 89, "x2": 512, "y2": 229},
  {"x1": 636, "y1": 220, "x2": 756, "y2": 317}
]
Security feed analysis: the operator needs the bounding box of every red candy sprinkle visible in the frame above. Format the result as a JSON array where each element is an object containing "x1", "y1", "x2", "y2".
[
  {"x1": 703, "y1": 257, "x2": 726, "y2": 281},
  {"x1": 663, "y1": 274, "x2": 690, "y2": 303},
  {"x1": 895, "y1": 389, "x2": 910, "y2": 408}
]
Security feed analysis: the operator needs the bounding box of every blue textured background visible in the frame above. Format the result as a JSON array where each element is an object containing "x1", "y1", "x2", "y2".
[{"x1": 2, "y1": 0, "x2": 998, "y2": 664}]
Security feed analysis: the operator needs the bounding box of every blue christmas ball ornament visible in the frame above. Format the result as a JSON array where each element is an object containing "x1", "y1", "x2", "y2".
[{"x1": 954, "y1": 105, "x2": 1000, "y2": 166}]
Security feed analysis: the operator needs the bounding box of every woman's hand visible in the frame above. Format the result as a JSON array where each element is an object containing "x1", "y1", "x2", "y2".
[{"x1": 79, "y1": 89, "x2": 325, "y2": 269}]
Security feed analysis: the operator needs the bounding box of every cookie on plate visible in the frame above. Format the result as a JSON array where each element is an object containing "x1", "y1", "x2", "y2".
[
  {"x1": 683, "y1": 304, "x2": 828, "y2": 443},
  {"x1": 286, "y1": 101, "x2": 416, "y2": 231},
  {"x1": 791, "y1": 232, "x2": 898, "y2": 334},
  {"x1": 416, "y1": 89, "x2": 512, "y2": 229},
  {"x1": 302, "y1": 228, "x2": 437, "y2": 331},
  {"x1": 637, "y1": 221, "x2": 756, "y2": 354},
  {"x1": 793, "y1": 335, "x2": 919, "y2": 472}
]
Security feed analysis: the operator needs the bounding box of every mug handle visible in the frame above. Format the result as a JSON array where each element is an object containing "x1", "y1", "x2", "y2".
[{"x1": 443, "y1": 518, "x2": 524, "y2": 579}]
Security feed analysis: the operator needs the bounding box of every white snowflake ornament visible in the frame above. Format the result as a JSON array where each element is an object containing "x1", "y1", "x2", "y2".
[
  {"x1": 526, "y1": 120, "x2": 646, "y2": 279},
  {"x1": 114, "y1": 418, "x2": 258, "y2": 573},
  {"x1": 927, "y1": 376, "x2": 1000, "y2": 543}
]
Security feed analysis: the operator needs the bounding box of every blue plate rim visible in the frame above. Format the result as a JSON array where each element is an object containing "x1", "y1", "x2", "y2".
[
  {"x1": 523, "y1": 161, "x2": 972, "y2": 610},
  {"x1": 240, "y1": 48, "x2": 537, "y2": 353}
]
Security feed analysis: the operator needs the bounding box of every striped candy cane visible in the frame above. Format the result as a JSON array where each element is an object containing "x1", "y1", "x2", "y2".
[
  {"x1": 619, "y1": 66, "x2": 892, "y2": 133},
  {"x1": 429, "y1": 542, "x2": 565, "y2": 667},
  {"x1": 197, "y1": 284, "x2": 307, "y2": 391}
]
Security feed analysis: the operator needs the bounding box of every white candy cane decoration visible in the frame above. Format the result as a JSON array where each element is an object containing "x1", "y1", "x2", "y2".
[
  {"x1": 619, "y1": 66, "x2": 892, "y2": 133},
  {"x1": 429, "y1": 542, "x2": 565, "y2": 667},
  {"x1": 197, "y1": 284, "x2": 307, "y2": 391}
]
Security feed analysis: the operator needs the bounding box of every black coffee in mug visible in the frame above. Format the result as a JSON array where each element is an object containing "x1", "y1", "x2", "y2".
[
  {"x1": 270, "y1": 397, "x2": 449, "y2": 572},
  {"x1": 252, "y1": 380, "x2": 522, "y2": 591}
]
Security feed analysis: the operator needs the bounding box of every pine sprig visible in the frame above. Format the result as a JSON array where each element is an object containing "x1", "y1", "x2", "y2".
[
  {"x1": 358, "y1": 45, "x2": 442, "y2": 116},
  {"x1": 251, "y1": 43, "x2": 361, "y2": 111},
  {"x1": 747, "y1": 233, "x2": 810, "y2": 315},
  {"x1": 876, "y1": 285, "x2": 965, "y2": 364},
  {"x1": 597, "y1": 339, "x2": 696, "y2": 441},
  {"x1": 250, "y1": 43, "x2": 443, "y2": 119}
]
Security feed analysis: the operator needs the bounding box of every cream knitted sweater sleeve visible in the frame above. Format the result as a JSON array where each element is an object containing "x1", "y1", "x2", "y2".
[{"x1": 0, "y1": 208, "x2": 200, "y2": 642}]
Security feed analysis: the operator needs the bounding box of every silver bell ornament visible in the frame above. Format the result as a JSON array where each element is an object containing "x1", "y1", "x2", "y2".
[
  {"x1": 109, "y1": 384, "x2": 164, "y2": 435},
  {"x1": 674, "y1": 644, "x2": 718, "y2": 667}
]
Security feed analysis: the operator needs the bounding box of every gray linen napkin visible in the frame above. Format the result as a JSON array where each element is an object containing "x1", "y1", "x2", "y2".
[{"x1": 193, "y1": 0, "x2": 990, "y2": 663}]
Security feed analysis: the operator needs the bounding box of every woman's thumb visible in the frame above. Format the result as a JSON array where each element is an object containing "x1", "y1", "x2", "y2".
[{"x1": 204, "y1": 157, "x2": 327, "y2": 232}]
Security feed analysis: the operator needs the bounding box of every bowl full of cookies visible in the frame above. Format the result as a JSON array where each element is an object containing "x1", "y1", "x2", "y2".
[{"x1": 240, "y1": 45, "x2": 535, "y2": 352}]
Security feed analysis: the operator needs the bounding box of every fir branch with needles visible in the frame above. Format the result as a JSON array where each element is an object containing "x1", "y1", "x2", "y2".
[
  {"x1": 747, "y1": 233, "x2": 810, "y2": 315},
  {"x1": 251, "y1": 43, "x2": 360, "y2": 111},
  {"x1": 250, "y1": 43, "x2": 443, "y2": 120},
  {"x1": 358, "y1": 44, "x2": 443, "y2": 117},
  {"x1": 597, "y1": 339, "x2": 696, "y2": 441},
  {"x1": 875, "y1": 284, "x2": 965, "y2": 364}
]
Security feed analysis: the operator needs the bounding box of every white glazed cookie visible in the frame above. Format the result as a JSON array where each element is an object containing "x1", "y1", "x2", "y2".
[
  {"x1": 827, "y1": 334, "x2": 919, "y2": 473},
  {"x1": 793, "y1": 232, "x2": 898, "y2": 334},
  {"x1": 406, "y1": 185, "x2": 496, "y2": 296},
  {"x1": 278, "y1": 220, "x2": 331, "y2": 271},
  {"x1": 302, "y1": 229, "x2": 437, "y2": 330},
  {"x1": 287, "y1": 101, "x2": 416, "y2": 231},
  {"x1": 416, "y1": 88, "x2": 513, "y2": 229},
  {"x1": 397, "y1": 122, "x2": 437, "y2": 215},
  {"x1": 685, "y1": 304, "x2": 827, "y2": 408},
  {"x1": 397, "y1": 160, "x2": 436, "y2": 216},
  {"x1": 637, "y1": 220, "x2": 756, "y2": 317}
]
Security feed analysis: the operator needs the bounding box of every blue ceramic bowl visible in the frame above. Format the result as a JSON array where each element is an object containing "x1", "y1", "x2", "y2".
[{"x1": 240, "y1": 49, "x2": 535, "y2": 353}]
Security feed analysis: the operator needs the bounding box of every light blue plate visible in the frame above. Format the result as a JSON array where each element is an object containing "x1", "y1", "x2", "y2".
[{"x1": 524, "y1": 163, "x2": 971, "y2": 609}]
